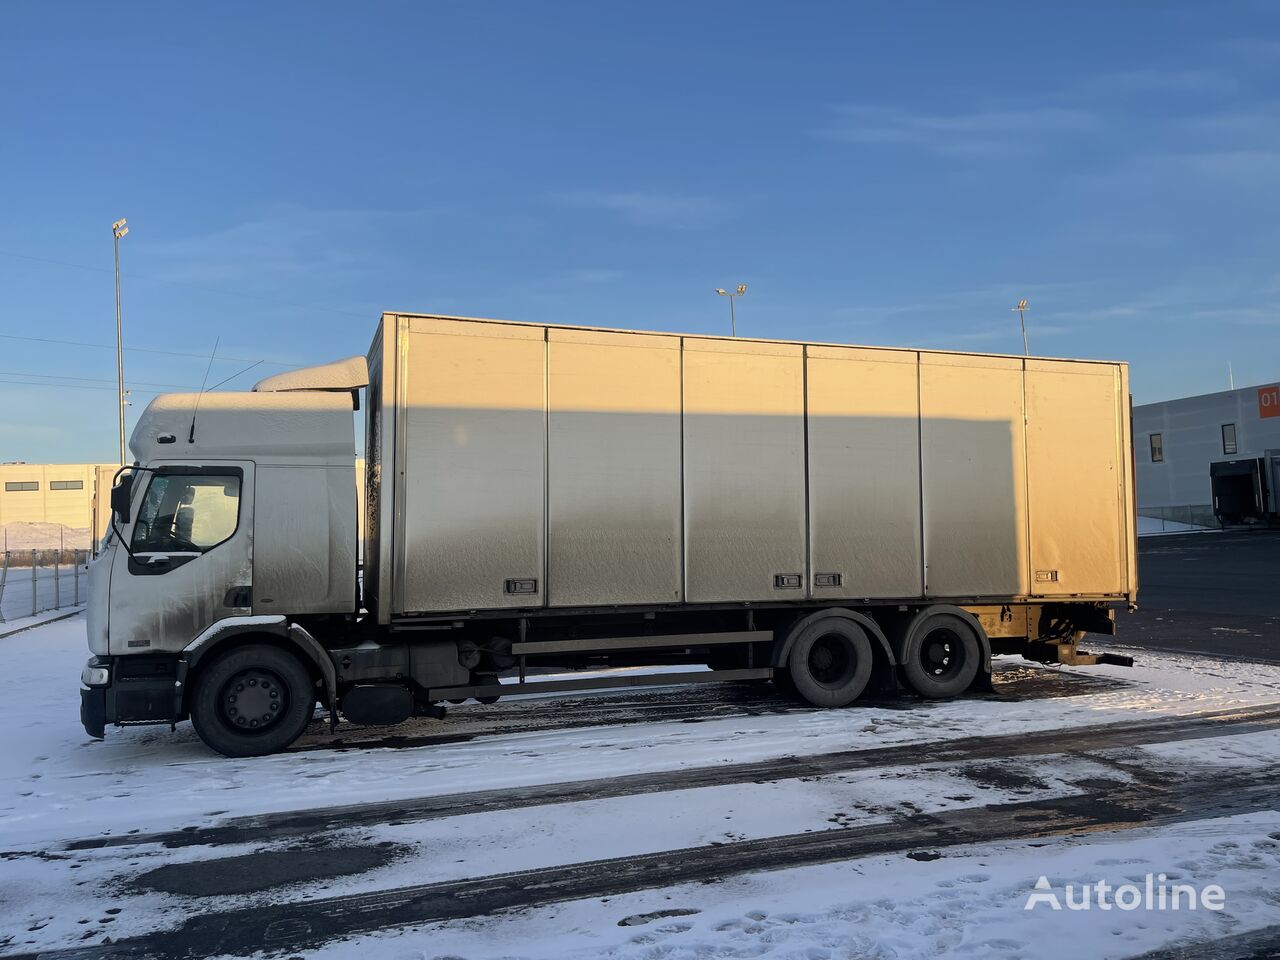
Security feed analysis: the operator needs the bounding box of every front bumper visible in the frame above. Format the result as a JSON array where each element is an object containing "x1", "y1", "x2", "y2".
[{"x1": 79, "y1": 654, "x2": 185, "y2": 739}]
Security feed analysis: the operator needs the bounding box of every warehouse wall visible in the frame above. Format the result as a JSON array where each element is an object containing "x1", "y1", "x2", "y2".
[
  {"x1": 0, "y1": 463, "x2": 115, "y2": 548},
  {"x1": 1133, "y1": 382, "x2": 1280, "y2": 525}
]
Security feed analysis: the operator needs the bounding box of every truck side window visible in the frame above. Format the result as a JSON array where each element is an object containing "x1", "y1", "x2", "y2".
[{"x1": 131, "y1": 473, "x2": 241, "y2": 554}]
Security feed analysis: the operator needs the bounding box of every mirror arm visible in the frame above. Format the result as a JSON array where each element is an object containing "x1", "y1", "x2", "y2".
[{"x1": 108, "y1": 464, "x2": 155, "y2": 561}]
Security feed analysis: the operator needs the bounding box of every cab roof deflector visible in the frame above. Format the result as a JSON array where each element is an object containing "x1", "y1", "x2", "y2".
[{"x1": 253, "y1": 356, "x2": 369, "y2": 394}]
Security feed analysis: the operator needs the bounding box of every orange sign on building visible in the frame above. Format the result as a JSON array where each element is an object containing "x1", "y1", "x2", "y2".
[{"x1": 1261, "y1": 384, "x2": 1280, "y2": 420}]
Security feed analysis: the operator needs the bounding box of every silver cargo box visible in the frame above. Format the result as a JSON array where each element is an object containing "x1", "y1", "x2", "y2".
[{"x1": 365, "y1": 313, "x2": 1136, "y2": 622}]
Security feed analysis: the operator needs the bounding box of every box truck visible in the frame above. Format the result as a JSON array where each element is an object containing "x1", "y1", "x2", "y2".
[{"x1": 81, "y1": 313, "x2": 1137, "y2": 757}]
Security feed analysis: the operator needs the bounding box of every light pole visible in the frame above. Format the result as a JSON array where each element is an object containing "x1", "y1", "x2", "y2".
[
  {"x1": 112, "y1": 218, "x2": 128, "y2": 464},
  {"x1": 715, "y1": 283, "x2": 747, "y2": 336},
  {"x1": 1012, "y1": 298, "x2": 1029, "y2": 356}
]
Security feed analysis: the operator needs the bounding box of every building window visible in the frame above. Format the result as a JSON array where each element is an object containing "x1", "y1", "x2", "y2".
[
  {"x1": 50, "y1": 479, "x2": 84, "y2": 491},
  {"x1": 4, "y1": 481, "x2": 39, "y2": 492},
  {"x1": 1149, "y1": 434, "x2": 1163, "y2": 463},
  {"x1": 1222, "y1": 423, "x2": 1238, "y2": 456}
]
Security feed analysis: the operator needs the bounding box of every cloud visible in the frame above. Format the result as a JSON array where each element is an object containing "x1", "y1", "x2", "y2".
[
  {"x1": 1219, "y1": 37, "x2": 1280, "y2": 63},
  {"x1": 941, "y1": 322, "x2": 1074, "y2": 344},
  {"x1": 139, "y1": 206, "x2": 433, "y2": 287},
  {"x1": 817, "y1": 104, "x2": 1097, "y2": 157},
  {"x1": 555, "y1": 189, "x2": 732, "y2": 227},
  {"x1": 1184, "y1": 304, "x2": 1280, "y2": 327},
  {"x1": 1177, "y1": 148, "x2": 1280, "y2": 182},
  {"x1": 563, "y1": 268, "x2": 626, "y2": 285},
  {"x1": 522, "y1": 267, "x2": 628, "y2": 306},
  {"x1": 1068, "y1": 67, "x2": 1241, "y2": 98},
  {"x1": 817, "y1": 65, "x2": 1248, "y2": 163}
]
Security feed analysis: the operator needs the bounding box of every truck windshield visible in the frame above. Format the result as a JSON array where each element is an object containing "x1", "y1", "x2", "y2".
[{"x1": 131, "y1": 473, "x2": 241, "y2": 554}]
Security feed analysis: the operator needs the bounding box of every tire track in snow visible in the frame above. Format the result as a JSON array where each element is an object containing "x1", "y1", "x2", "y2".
[
  {"x1": 60, "y1": 701, "x2": 1280, "y2": 853},
  {"x1": 286, "y1": 664, "x2": 1122, "y2": 754},
  {"x1": 13, "y1": 764, "x2": 1280, "y2": 960}
]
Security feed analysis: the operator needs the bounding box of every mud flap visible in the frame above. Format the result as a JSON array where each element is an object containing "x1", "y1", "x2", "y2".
[{"x1": 80, "y1": 687, "x2": 106, "y2": 739}]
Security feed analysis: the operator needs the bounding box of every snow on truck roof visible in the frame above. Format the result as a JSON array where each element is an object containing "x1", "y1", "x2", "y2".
[
  {"x1": 379, "y1": 311, "x2": 1129, "y2": 369},
  {"x1": 128, "y1": 390, "x2": 355, "y2": 462},
  {"x1": 253, "y1": 355, "x2": 368, "y2": 393}
]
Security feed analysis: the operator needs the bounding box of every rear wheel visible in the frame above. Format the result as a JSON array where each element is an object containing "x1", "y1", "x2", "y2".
[
  {"x1": 191, "y1": 644, "x2": 315, "y2": 757},
  {"x1": 899, "y1": 612, "x2": 981, "y2": 699},
  {"x1": 786, "y1": 618, "x2": 874, "y2": 708},
  {"x1": 474, "y1": 673, "x2": 501, "y2": 705}
]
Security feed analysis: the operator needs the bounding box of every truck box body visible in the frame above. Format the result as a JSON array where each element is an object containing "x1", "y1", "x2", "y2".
[{"x1": 366, "y1": 313, "x2": 1137, "y2": 623}]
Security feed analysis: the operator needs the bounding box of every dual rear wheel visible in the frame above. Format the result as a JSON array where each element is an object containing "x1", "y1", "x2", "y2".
[
  {"x1": 776, "y1": 609, "x2": 985, "y2": 708},
  {"x1": 783, "y1": 619, "x2": 874, "y2": 707},
  {"x1": 899, "y1": 611, "x2": 981, "y2": 699}
]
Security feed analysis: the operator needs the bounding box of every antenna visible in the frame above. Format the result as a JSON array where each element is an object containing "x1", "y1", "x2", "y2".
[
  {"x1": 188, "y1": 337, "x2": 220, "y2": 443},
  {"x1": 206, "y1": 358, "x2": 263, "y2": 392}
]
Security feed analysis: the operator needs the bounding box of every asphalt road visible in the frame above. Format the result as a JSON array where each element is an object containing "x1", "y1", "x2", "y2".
[{"x1": 1122, "y1": 530, "x2": 1280, "y2": 662}]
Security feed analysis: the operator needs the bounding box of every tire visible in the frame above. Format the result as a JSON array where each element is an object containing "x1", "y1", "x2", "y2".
[
  {"x1": 899, "y1": 611, "x2": 981, "y2": 699},
  {"x1": 786, "y1": 618, "x2": 874, "y2": 708},
  {"x1": 191, "y1": 644, "x2": 316, "y2": 757},
  {"x1": 474, "y1": 673, "x2": 501, "y2": 705}
]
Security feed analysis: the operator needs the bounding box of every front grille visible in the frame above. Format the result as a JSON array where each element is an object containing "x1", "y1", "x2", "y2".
[{"x1": 116, "y1": 656, "x2": 178, "y2": 682}]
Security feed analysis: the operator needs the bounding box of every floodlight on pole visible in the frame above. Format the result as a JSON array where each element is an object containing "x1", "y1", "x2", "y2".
[
  {"x1": 113, "y1": 218, "x2": 128, "y2": 464},
  {"x1": 1012, "y1": 298, "x2": 1029, "y2": 356},
  {"x1": 715, "y1": 283, "x2": 748, "y2": 336}
]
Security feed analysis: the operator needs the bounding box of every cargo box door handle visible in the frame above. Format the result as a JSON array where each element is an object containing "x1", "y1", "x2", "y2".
[
  {"x1": 505, "y1": 578, "x2": 539, "y2": 595},
  {"x1": 814, "y1": 572, "x2": 843, "y2": 588},
  {"x1": 773, "y1": 573, "x2": 802, "y2": 590}
]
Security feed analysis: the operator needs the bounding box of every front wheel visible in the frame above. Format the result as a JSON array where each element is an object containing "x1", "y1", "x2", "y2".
[{"x1": 190, "y1": 644, "x2": 315, "y2": 757}]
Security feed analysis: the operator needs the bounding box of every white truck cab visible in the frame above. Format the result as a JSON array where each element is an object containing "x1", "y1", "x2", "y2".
[{"x1": 82, "y1": 360, "x2": 364, "y2": 752}]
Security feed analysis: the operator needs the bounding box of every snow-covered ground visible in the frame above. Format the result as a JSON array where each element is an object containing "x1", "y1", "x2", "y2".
[{"x1": 3, "y1": 617, "x2": 1280, "y2": 959}]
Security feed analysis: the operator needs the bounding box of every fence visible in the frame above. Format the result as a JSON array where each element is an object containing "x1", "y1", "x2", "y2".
[{"x1": 0, "y1": 550, "x2": 89, "y2": 624}]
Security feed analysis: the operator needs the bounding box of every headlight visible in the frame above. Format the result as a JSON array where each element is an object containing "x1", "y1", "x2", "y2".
[{"x1": 81, "y1": 662, "x2": 110, "y2": 687}]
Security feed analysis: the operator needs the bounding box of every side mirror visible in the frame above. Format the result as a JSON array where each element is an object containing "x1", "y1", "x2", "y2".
[{"x1": 110, "y1": 474, "x2": 134, "y2": 524}]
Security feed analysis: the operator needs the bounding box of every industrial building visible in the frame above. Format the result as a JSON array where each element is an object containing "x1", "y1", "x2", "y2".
[
  {"x1": 1133, "y1": 381, "x2": 1280, "y2": 527},
  {"x1": 0, "y1": 463, "x2": 117, "y2": 551}
]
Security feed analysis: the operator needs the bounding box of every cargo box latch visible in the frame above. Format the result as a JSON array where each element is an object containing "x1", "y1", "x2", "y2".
[
  {"x1": 504, "y1": 578, "x2": 539, "y2": 595},
  {"x1": 774, "y1": 574, "x2": 802, "y2": 590},
  {"x1": 814, "y1": 572, "x2": 843, "y2": 588}
]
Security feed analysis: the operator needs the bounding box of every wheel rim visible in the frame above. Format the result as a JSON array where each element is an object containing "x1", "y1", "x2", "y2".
[
  {"x1": 920, "y1": 628, "x2": 965, "y2": 680},
  {"x1": 219, "y1": 668, "x2": 287, "y2": 733},
  {"x1": 807, "y1": 633, "x2": 857, "y2": 688}
]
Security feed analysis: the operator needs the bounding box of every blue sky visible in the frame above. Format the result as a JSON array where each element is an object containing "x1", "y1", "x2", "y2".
[{"x1": 4, "y1": 1, "x2": 1280, "y2": 462}]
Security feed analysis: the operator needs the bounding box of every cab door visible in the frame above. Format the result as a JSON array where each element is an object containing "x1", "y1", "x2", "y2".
[{"x1": 108, "y1": 463, "x2": 254, "y2": 655}]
